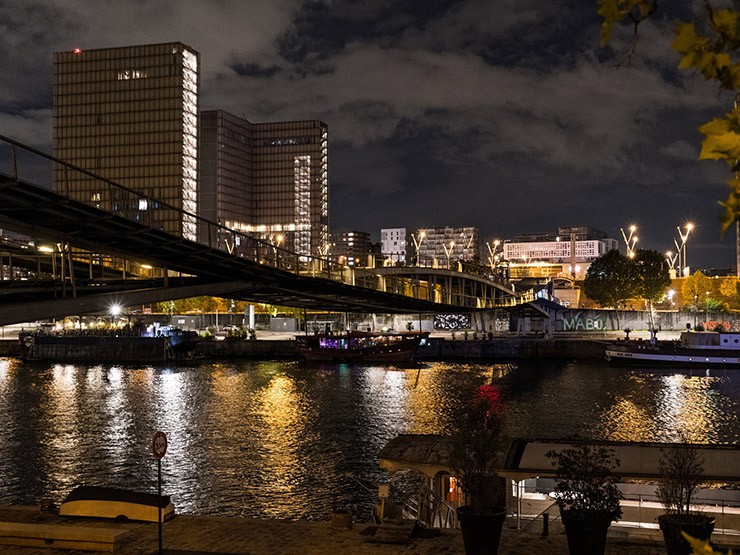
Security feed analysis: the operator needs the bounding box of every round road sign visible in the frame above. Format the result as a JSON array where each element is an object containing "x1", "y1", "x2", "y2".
[{"x1": 152, "y1": 431, "x2": 167, "y2": 459}]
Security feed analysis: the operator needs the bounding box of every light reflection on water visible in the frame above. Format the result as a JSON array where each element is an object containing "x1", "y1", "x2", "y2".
[{"x1": 0, "y1": 358, "x2": 736, "y2": 521}]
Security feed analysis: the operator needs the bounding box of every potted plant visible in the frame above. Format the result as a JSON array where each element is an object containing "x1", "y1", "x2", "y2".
[
  {"x1": 449, "y1": 384, "x2": 508, "y2": 555},
  {"x1": 546, "y1": 442, "x2": 623, "y2": 555},
  {"x1": 656, "y1": 441, "x2": 714, "y2": 555}
]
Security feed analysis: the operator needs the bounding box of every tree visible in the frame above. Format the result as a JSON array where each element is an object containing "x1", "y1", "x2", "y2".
[
  {"x1": 633, "y1": 249, "x2": 671, "y2": 329},
  {"x1": 583, "y1": 249, "x2": 637, "y2": 329},
  {"x1": 718, "y1": 275, "x2": 740, "y2": 308},
  {"x1": 599, "y1": 1, "x2": 740, "y2": 233},
  {"x1": 681, "y1": 270, "x2": 713, "y2": 308}
]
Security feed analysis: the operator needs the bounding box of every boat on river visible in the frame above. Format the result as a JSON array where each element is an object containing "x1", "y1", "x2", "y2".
[
  {"x1": 19, "y1": 327, "x2": 201, "y2": 363},
  {"x1": 295, "y1": 331, "x2": 429, "y2": 362},
  {"x1": 59, "y1": 485, "x2": 174, "y2": 523},
  {"x1": 604, "y1": 331, "x2": 740, "y2": 368}
]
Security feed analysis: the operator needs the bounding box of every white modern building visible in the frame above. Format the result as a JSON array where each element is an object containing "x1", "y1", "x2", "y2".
[
  {"x1": 503, "y1": 226, "x2": 618, "y2": 279},
  {"x1": 416, "y1": 227, "x2": 480, "y2": 268},
  {"x1": 380, "y1": 228, "x2": 410, "y2": 264}
]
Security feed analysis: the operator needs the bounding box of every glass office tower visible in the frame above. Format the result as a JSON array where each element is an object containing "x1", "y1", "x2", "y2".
[
  {"x1": 53, "y1": 42, "x2": 200, "y2": 240},
  {"x1": 201, "y1": 110, "x2": 329, "y2": 257}
]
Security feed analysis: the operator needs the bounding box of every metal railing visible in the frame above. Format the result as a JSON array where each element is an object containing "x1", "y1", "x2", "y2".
[
  {"x1": 0, "y1": 134, "x2": 526, "y2": 309},
  {"x1": 415, "y1": 482, "x2": 459, "y2": 529}
]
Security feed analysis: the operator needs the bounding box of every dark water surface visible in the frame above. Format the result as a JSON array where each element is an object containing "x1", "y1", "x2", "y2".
[{"x1": 0, "y1": 358, "x2": 737, "y2": 520}]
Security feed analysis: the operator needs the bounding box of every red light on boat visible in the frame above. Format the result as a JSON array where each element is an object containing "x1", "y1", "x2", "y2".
[{"x1": 73, "y1": 48, "x2": 82, "y2": 54}]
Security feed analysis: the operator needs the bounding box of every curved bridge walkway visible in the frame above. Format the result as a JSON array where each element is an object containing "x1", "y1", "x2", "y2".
[{"x1": 0, "y1": 135, "x2": 529, "y2": 325}]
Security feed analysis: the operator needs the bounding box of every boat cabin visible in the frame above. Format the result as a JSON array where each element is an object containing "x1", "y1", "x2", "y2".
[{"x1": 681, "y1": 331, "x2": 740, "y2": 349}]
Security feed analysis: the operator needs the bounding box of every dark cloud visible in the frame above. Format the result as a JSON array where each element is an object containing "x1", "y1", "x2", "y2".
[{"x1": 0, "y1": 0, "x2": 736, "y2": 268}]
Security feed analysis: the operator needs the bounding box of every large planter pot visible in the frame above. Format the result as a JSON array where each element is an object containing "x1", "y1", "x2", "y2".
[
  {"x1": 560, "y1": 509, "x2": 613, "y2": 555},
  {"x1": 456, "y1": 505, "x2": 507, "y2": 555},
  {"x1": 658, "y1": 513, "x2": 715, "y2": 555}
]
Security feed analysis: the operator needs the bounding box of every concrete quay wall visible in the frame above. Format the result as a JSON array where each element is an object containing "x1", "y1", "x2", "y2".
[
  {"x1": 0, "y1": 336, "x2": 607, "y2": 361},
  {"x1": 417, "y1": 337, "x2": 605, "y2": 360},
  {"x1": 189, "y1": 337, "x2": 608, "y2": 361}
]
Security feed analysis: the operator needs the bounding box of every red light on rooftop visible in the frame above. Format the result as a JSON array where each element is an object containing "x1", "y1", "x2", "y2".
[{"x1": 73, "y1": 48, "x2": 82, "y2": 54}]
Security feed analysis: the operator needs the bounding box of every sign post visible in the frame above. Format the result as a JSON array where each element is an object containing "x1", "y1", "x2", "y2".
[{"x1": 152, "y1": 431, "x2": 167, "y2": 555}]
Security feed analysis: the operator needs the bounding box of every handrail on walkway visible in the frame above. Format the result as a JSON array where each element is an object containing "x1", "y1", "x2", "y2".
[{"x1": 0, "y1": 134, "x2": 526, "y2": 310}]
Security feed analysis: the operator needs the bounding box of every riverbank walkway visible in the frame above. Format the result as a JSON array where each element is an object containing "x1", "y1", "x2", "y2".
[{"x1": 2, "y1": 503, "x2": 736, "y2": 555}]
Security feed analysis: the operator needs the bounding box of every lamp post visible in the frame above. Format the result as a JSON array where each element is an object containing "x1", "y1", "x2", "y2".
[
  {"x1": 443, "y1": 240, "x2": 455, "y2": 270},
  {"x1": 676, "y1": 223, "x2": 694, "y2": 277},
  {"x1": 411, "y1": 230, "x2": 426, "y2": 266},
  {"x1": 271, "y1": 234, "x2": 284, "y2": 267},
  {"x1": 486, "y1": 240, "x2": 501, "y2": 272},
  {"x1": 620, "y1": 225, "x2": 638, "y2": 258}
]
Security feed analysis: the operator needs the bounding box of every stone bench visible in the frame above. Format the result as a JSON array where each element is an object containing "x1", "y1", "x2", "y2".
[{"x1": 0, "y1": 521, "x2": 130, "y2": 552}]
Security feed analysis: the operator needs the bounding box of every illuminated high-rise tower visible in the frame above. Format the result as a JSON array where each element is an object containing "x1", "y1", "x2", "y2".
[
  {"x1": 200, "y1": 110, "x2": 329, "y2": 257},
  {"x1": 53, "y1": 42, "x2": 200, "y2": 240}
]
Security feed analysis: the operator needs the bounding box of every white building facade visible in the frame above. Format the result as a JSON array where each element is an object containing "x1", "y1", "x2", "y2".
[
  {"x1": 503, "y1": 226, "x2": 618, "y2": 279},
  {"x1": 380, "y1": 228, "x2": 410, "y2": 264}
]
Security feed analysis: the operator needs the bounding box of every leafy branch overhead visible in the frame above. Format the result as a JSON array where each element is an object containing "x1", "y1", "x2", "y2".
[{"x1": 599, "y1": 0, "x2": 740, "y2": 233}]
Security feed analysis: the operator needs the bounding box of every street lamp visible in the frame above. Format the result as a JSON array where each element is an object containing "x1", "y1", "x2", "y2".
[
  {"x1": 411, "y1": 230, "x2": 426, "y2": 266},
  {"x1": 665, "y1": 250, "x2": 679, "y2": 276},
  {"x1": 620, "y1": 225, "x2": 638, "y2": 258},
  {"x1": 486, "y1": 239, "x2": 501, "y2": 271},
  {"x1": 676, "y1": 223, "x2": 694, "y2": 277},
  {"x1": 443, "y1": 240, "x2": 455, "y2": 269}
]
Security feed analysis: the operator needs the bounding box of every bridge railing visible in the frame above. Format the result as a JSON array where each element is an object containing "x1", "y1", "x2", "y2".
[{"x1": 0, "y1": 135, "x2": 524, "y2": 309}]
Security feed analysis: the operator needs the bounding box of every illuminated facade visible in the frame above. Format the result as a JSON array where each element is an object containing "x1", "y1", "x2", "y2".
[
  {"x1": 504, "y1": 226, "x2": 618, "y2": 279},
  {"x1": 416, "y1": 226, "x2": 480, "y2": 267},
  {"x1": 381, "y1": 228, "x2": 410, "y2": 264},
  {"x1": 53, "y1": 42, "x2": 200, "y2": 240},
  {"x1": 200, "y1": 111, "x2": 328, "y2": 257},
  {"x1": 329, "y1": 230, "x2": 372, "y2": 267}
]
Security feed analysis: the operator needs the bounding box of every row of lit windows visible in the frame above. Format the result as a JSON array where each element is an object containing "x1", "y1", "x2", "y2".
[
  {"x1": 54, "y1": 88, "x2": 183, "y2": 104},
  {"x1": 252, "y1": 121, "x2": 324, "y2": 132},
  {"x1": 54, "y1": 111, "x2": 182, "y2": 126},
  {"x1": 54, "y1": 70, "x2": 184, "y2": 88},
  {"x1": 251, "y1": 203, "x2": 300, "y2": 211},
  {"x1": 251, "y1": 151, "x2": 325, "y2": 162},
  {"x1": 59, "y1": 162, "x2": 183, "y2": 178},
  {"x1": 55, "y1": 44, "x2": 184, "y2": 60},
  {"x1": 54, "y1": 97, "x2": 184, "y2": 111},
  {"x1": 57, "y1": 145, "x2": 183, "y2": 158},
  {"x1": 54, "y1": 54, "x2": 182, "y2": 72},
  {"x1": 54, "y1": 72, "x2": 182, "y2": 90},
  {"x1": 56, "y1": 129, "x2": 183, "y2": 143},
  {"x1": 54, "y1": 120, "x2": 185, "y2": 136}
]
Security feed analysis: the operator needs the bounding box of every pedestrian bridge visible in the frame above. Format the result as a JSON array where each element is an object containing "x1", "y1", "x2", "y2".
[{"x1": 0, "y1": 135, "x2": 531, "y2": 325}]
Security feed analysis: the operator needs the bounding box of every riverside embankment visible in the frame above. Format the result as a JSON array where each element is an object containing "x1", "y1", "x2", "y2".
[{"x1": 0, "y1": 334, "x2": 611, "y2": 360}]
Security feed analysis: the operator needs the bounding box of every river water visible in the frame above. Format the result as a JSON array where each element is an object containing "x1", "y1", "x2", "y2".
[{"x1": 0, "y1": 357, "x2": 737, "y2": 520}]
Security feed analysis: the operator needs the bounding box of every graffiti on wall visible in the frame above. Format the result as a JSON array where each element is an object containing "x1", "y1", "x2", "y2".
[
  {"x1": 434, "y1": 314, "x2": 471, "y2": 330},
  {"x1": 562, "y1": 311, "x2": 608, "y2": 331}
]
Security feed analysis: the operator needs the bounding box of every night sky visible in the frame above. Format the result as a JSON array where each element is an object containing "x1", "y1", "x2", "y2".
[{"x1": 0, "y1": 0, "x2": 736, "y2": 268}]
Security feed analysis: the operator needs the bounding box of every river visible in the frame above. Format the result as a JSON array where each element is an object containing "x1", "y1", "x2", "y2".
[{"x1": 0, "y1": 357, "x2": 737, "y2": 520}]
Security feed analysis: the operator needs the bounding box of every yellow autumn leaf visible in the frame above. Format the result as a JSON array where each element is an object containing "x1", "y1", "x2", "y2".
[
  {"x1": 673, "y1": 21, "x2": 706, "y2": 54},
  {"x1": 719, "y1": 179, "x2": 740, "y2": 236},
  {"x1": 711, "y1": 8, "x2": 739, "y2": 39},
  {"x1": 700, "y1": 132, "x2": 740, "y2": 160},
  {"x1": 599, "y1": 0, "x2": 655, "y2": 46}
]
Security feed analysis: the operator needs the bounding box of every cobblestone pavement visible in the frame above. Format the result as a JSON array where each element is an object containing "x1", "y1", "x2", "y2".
[{"x1": 5, "y1": 505, "x2": 736, "y2": 555}]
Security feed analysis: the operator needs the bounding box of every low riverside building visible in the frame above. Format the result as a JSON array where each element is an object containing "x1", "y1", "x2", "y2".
[
  {"x1": 503, "y1": 225, "x2": 618, "y2": 280},
  {"x1": 379, "y1": 435, "x2": 740, "y2": 539}
]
